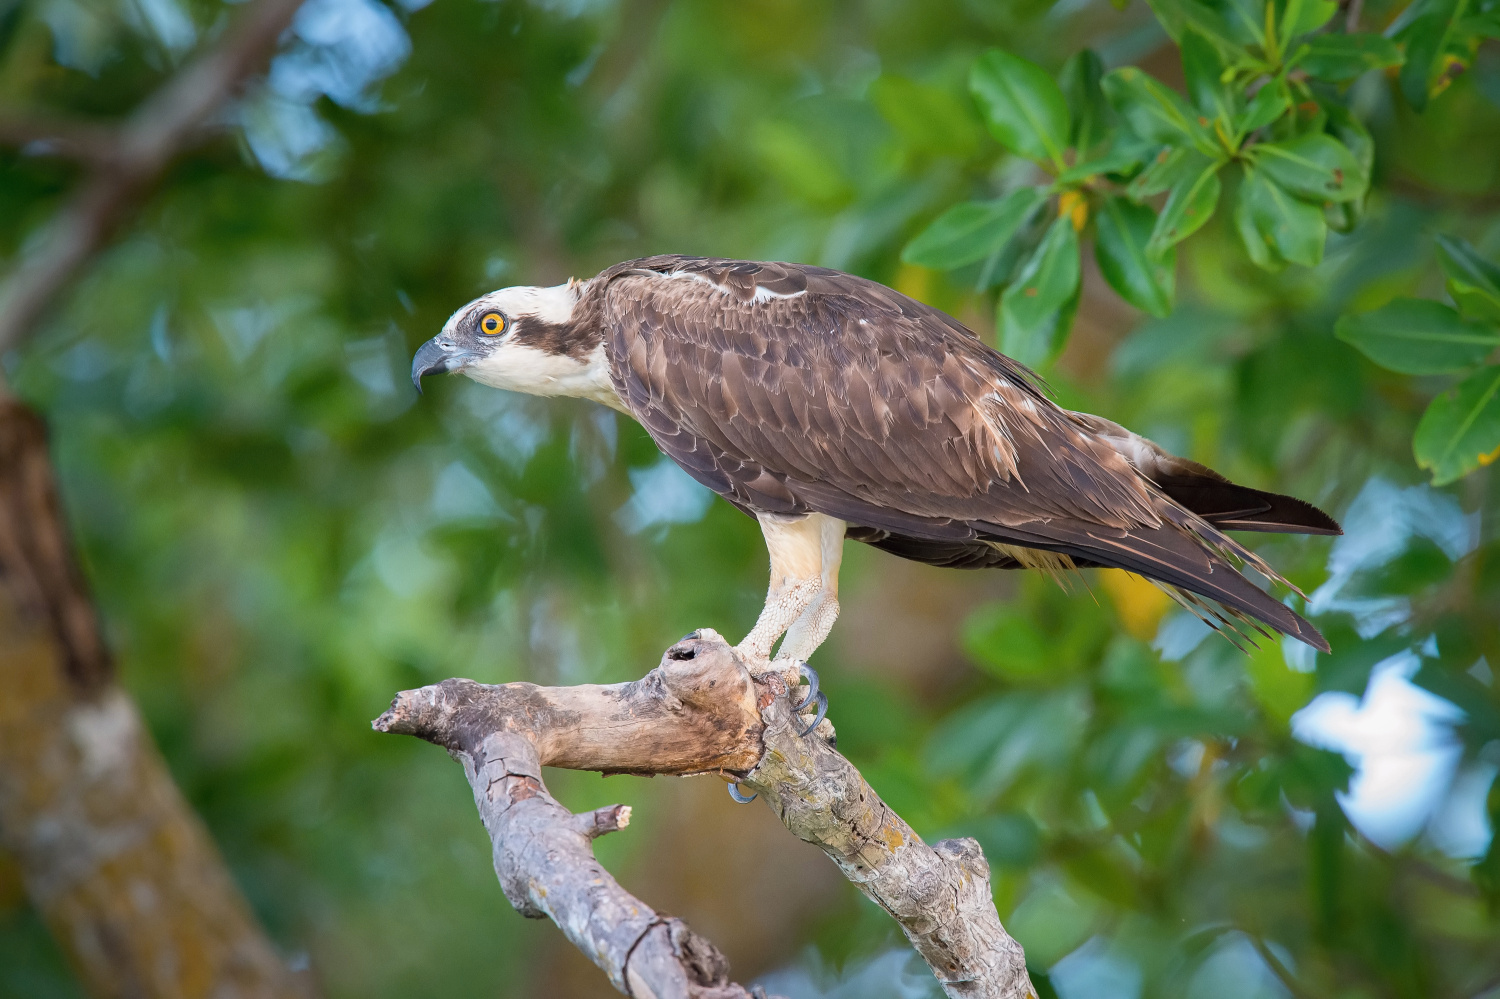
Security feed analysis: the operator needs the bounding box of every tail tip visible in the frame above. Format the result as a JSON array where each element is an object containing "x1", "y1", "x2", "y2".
[{"x1": 1297, "y1": 621, "x2": 1331, "y2": 654}]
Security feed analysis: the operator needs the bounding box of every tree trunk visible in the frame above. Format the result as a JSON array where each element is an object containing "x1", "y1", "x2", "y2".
[{"x1": 0, "y1": 400, "x2": 310, "y2": 999}]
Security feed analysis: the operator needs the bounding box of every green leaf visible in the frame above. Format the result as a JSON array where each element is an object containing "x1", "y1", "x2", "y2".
[
  {"x1": 1235, "y1": 165, "x2": 1326, "y2": 268},
  {"x1": 1252, "y1": 133, "x2": 1367, "y2": 202},
  {"x1": 1322, "y1": 102, "x2": 1374, "y2": 181},
  {"x1": 1000, "y1": 215, "x2": 1082, "y2": 365},
  {"x1": 1319, "y1": 104, "x2": 1373, "y2": 231},
  {"x1": 901, "y1": 188, "x2": 1047, "y2": 270},
  {"x1": 869, "y1": 75, "x2": 983, "y2": 158},
  {"x1": 1414, "y1": 364, "x2": 1500, "y2": 485},
  {"x1": 1278, "y1": 0, "x2": 1338, "y2": 48},
  {"x1": 1246, "y1": 640, "x2": 1314, "y2": 727},
  {"x1": 1181, "y1": 28, "x2": 1236, "y2": 121},
  {"x1": 1435, "y1": 234, "x2": 1500, "y2": 323},
  {"x1": 1239, "y1": 80, "x2": 1290, "y2": 133},
  {"x1": 1398, "y1": 0, "x2": 1466, "y2": 111},
  {"x1": 750, "y1": 120, "x2": 850, "y2": 204},
  {"x1": 1102, "y1": 67, "x2": 1215, "y2": 152},
  {"x1": 1146, "y1": 0, "x2": 1244, "y2": 50},
  {"x1": 1095, "y1": 196, "x2": 1175, "y2": 316},
  {"x1": 1335, "y1": 299, "x2": 1500, "y2": 374},
  {"x1": 962, "y1": 608, "x2": 1058, "y2": 680},
  {"x1": 1295, "y1": 33, "x2": 1404, "y2": 81},
  {"x1": 970, "y1": 49, "x2": 1071, "y2": 167},
  {"x1": 1148, "y1": 160, "x2": 1222, "y2": 256},
  {"x1": 1220, "y1": 0, "x2": 1268, "y2": 47},
  {"x1": 1059, "y1": 49, "x2": 1109, "y2": 154},
  {"x1": 1465, "y1": 11, "x2": 1500, "y2": 37},
  {"x1": 1056, "y1": 148, "x2": 1143, "y2": 185},
  {"x1": 1129, "y1": 145, "x2": 1214, "y2": 200}
]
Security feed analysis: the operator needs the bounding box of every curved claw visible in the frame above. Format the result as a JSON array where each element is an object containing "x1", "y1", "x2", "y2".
[
  {"x1": 797, "y1": 691, "x2": 828, "y2": 738},
  {"x1": 794, "y1": 661, "x2": 820, "y2": 712},
  {"x1": 727, "y1": 782, "x2": 758, "y2": 804}
]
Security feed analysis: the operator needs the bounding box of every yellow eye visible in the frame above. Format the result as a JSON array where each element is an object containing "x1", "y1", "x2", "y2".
[{"x1": 479, "y1": 313, "x2": 505, "y2": 335}]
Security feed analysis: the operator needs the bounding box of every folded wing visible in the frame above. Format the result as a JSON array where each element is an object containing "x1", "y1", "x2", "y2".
[{"x1": 600, "y1": 255, "x2": 1336, "y2": 651}]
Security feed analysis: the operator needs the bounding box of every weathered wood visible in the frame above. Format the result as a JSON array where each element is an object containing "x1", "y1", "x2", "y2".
[
  {"x1": 745, "y1": 674, "x2": 1034, "y2": 999},
  {"x1": 374, "y1": 638, "x2": 763, "y2": 999},
  {"x1": 0, "y1": 402, "x2": 310, "y2": 999},
  {"x1": 374, "y1": 638, "x2": 764, "y2": 776},
  {"x1": 375, "y1": 630, "x2": 1035, "y2": 999}
]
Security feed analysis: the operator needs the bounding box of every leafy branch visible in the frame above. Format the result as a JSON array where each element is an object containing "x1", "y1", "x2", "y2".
[
  {"x1": 1338, "y1": 235, "x2": 1500, "y2": 484},
  {"x1": 903, "y1": 0, "x2": 1497, "y2": 369}
]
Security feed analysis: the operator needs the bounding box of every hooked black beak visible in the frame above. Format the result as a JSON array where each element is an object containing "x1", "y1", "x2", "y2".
[{"x1": 411, "y1": 337, "x2": 471, "y2": 394}]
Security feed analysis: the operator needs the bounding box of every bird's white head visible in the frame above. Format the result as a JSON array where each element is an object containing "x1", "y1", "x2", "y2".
[{"x1": 411, "y1": 281, "x2": 620, "y2": 409}]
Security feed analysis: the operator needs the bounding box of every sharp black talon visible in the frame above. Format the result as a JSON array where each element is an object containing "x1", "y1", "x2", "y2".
[
  {"x1": 794, "y1": 661, "x2": 819, "y2": 712},
  {"x1": 678, "y1": 630, "x2": 700, "y2": 643},
  {"x1": 727, "y1": 782, "x2": 757, "y2": 804},
  {"x1": 797, "y1": 691, "x2": 828, "y2": 737}
]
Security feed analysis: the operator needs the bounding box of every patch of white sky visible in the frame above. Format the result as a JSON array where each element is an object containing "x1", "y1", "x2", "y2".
[
  {"x1": 456, "y1": 382, "x2": 552, "y2": 472},
  {"x1": 36, "y1": 0, "x2": 413, "y2": 176},
  {"x1": 40, "y1": 0, "x2": 196, "y2": 76},
  {"x1": 239, "y1": 0, "x2": 419, "y2": 180},
  {"x1": 1154, "y1": 476, "x2": 1493, "y2": 859},
  {"x1": 1308, "y1": 477, "x2": 1479, "y2": 637},
  {"x1": 430, "y1": 460, "x2": 502, "y2": 523},
  {"x1": 237, "y1": 0, "x2": 615, "y2": 180},
  {"x1": 1050, "y1": 936, "x2": 1143, "y2": 999},
  {"x1": 615, "y1": 455, "x2": 714, "y2": 535},
  {"x1": 1051, "y1": 928, "x2": 1295, "y2": 999}
]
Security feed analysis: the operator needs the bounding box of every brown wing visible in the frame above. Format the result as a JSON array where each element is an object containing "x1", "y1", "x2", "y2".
[
  {"x1": 1067, "y1": 411, "x2": 1343, "y2": 535},
  {"x1": 599, "y1": 255, "x2": 1329, "y2": 651}
]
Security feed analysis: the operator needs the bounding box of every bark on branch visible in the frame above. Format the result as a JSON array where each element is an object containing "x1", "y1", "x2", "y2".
[{"x1": 374, "y1": 631, "x2": 1037, "y2": 999}]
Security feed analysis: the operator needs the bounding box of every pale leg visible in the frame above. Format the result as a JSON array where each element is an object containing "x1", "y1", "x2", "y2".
[
  {"x1": 735, "y1": 512, "x2": 846, "y2": 672},
  {"x1": 775, "y1": 515, "x2": 844, "y2": 663}
]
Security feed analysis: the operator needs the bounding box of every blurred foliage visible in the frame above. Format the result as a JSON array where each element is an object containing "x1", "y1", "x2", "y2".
[
  {"x1": 1, "y1": 0, "x2": 1499, "y2": 998},
  {"x1": 1338, "y1": 235, "x2": 1500, "y2": 483}
]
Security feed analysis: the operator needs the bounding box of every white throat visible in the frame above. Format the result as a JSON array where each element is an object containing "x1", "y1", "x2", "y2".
[{"x1": 466, "y1": 341, "x2": 626, "y2": 413}]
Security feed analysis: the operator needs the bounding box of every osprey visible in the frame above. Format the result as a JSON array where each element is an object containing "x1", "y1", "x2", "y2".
[{"x1": 413, "y1": 255, "x2": 1339, "y2": 701}]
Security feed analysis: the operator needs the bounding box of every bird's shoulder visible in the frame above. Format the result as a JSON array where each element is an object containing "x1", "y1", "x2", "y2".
[
  {"x1": 589, "y1": 256, "x2": 1161, "y2": 526},
  {"x1": 592, "y1": 256, "x2": 1045, "y2": 393}
]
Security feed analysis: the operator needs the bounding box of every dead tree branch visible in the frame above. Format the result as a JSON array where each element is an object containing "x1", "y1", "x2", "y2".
[
  {"x1": 0, "y1": 0, "x2": 305, "y2": 357},
  {"x1": 745, "y1": 676, "x2": 1033, "y2": 999},
  {"x1": 374, "y1": 630, "x2": 1036, "y2": 999},
  {"x1": 374, "y1": 632, "x2": 765, "y2": 998},
  {"x1": 0, "y1": 401, "x2": 311, "y2": 999}
]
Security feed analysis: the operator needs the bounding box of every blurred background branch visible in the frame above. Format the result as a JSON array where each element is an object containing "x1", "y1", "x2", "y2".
[{"x1": 0, "y1": 0, "x2": 304, "y2": 358}]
